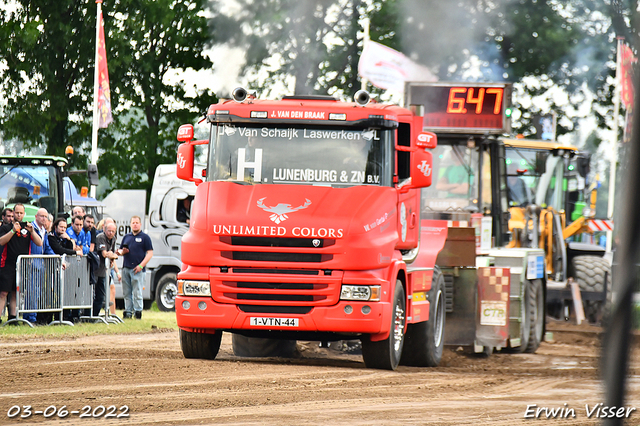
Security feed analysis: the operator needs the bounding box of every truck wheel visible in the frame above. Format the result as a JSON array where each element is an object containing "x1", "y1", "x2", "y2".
[
  {"x1": 361, "y1": 280, "x2": 406, "y2": 370},
  {"x1": 571, "y1": 256, "x2": 611, "y2": 324},
  {"x1": 400, "y1": 268, "x2": 445, "y2": 367},
  {"x1": 231, "y1": 335, "x2": 298, "y2": 358},
  {"x1": 525, "y1": 279, "x2": 544, "y2": 353},
  {"x1": 180, "y1": 329, "x2": 222, "y2": 360},
  {"x1": 155, "y1": 273, "x2": 177, "y2": 312}
]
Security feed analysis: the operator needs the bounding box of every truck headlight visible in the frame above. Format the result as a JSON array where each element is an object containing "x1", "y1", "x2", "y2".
[
  {"x1": 340, "y1": 285, "x2": 381, "y2": 301},
  {"x1": 178, "y1": 280, "x2": 211, "y2": 297}
]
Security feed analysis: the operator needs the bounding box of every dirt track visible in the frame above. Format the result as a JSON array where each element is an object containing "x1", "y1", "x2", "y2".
[{"x1": 1, "y1": 320, "x2": 639, "y2": 425}]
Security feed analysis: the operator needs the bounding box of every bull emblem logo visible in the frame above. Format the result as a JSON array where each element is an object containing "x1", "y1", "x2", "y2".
[{"x1": 257, "y1": 197, "x2": 312, "y2": 224}]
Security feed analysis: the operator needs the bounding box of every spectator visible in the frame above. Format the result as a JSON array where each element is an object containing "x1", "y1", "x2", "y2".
[
  {"x1": 2, "y1": 208, "x2": 13, "y2": 225},
  {"x1": 101, "y1": 217, "x2": 118, "y2": 314},
  {"x1": 72, "y1": 206, "x2": 85, "y2": 218},
  {"x1": 83, "y1": 214, "x2": 97, "y2": 252},
  {"x1": 48, "y1": 218, "x2": 80, "y2": 256},
  {"x1": 25, "y1": 208, "x2": 54, "y2": 324},
  {"x1": 31, "y1": 208, "x2": 54, "y2": 256},
  {"x1": 177, "y1": 197, "x2": 192, "y2": 225},
  {"x1": 0, "y1": 203, "x2": 43, "y2": 324},
  {"x1": 67, "y1": 215, "x2": 90, "y2": 255},
  {"x1": 117, "y1": 216, "x2": 153, "y2": 319},
  {"x1": 68, "y1": 206, "x2": 85, "y2": 226},
  {"x1": 93, "y1": 222, "x2": 120, "y2": 316}
]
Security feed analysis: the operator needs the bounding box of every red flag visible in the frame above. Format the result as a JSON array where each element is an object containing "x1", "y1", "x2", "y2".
[
  {"x1": 97, "y1": 9, "x2": 113, "y2": 128},
  {"x1": 620, "y1": 43, "x2": 636, "y2": 110}
]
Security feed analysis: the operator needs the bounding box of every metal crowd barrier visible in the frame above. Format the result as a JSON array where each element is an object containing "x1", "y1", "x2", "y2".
[
  {"x1": 6, "y1": 254, "x2": 120, "y2": 327},
  {"x1": 9, "y1": 255, "x2": 70, "y2": 327},
  {"x1": 62, "y1": 255, "x2": 93, "y2": 311}
]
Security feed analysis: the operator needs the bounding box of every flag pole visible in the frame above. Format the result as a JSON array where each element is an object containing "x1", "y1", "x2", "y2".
[
  {"x1": 607, "y1": 37, "x2": 623, "y2": 252},
  {"x1": 90, "y1": 0, "x2": 103, "y2": 198}
]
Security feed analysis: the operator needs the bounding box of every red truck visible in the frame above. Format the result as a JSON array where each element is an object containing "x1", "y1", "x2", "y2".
[{"x1": 174, "y1": 86, "x2": 543, "y2": 370}]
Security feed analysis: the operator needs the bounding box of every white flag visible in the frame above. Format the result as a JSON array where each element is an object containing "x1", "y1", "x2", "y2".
[{"x1": 358, "y1": 40, "x2": 437, "y2": 93}]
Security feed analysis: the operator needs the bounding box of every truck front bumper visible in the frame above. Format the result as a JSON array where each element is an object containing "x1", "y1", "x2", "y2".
[{"x1": 176, "y1": 295, "x2": 390, "y2": 336}]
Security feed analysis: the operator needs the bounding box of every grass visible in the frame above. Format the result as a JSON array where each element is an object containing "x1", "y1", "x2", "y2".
[{"x1": 0, "y1": 303, "x2": 178, "y2": 339}]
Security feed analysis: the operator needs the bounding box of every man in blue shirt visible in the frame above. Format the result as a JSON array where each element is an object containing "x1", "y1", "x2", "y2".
[
  {"x1": 118, "y1": 216, "x2": 153, "y2": 319},
  {"x1": 67, "y1": 215, "x2": 90, "y2": 255}
]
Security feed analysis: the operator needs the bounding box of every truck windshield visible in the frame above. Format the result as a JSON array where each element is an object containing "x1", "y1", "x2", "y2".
[
  {"x1": 208, "y1": 124, "x2": 391, "y2": 187},
  {"x1": 0, "y1": 164, "x2": 60, "y2": 216}
]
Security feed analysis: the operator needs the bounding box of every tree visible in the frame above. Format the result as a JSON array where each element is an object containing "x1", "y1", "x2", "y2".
[
  {"x1": 206, "y1": 0, "x2": 633, "y2": 143},
  {"x1": 0, "y1": 1, "x2": 95, "y2": 157},
  {"x1": 0, "y1": 0, "x2": 216, "y2": 194},
  {"x1": 207, "y1": 0, "x2": 365, "y2": 98},
  {"x1": 97, "y1": 0, "x2": 216, "y2": 194}
]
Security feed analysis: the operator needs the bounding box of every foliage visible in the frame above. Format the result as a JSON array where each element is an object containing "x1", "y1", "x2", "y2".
[
  {"x1": 0, "y1": 0, "x2": 216, "y2": 194},
  {"x1": 98, "y1": 0, "x2": 216, "y2": 194},
  {"x1": 206, "y1": 0, "x2": 636, "y2": 144},
  {"x1": 207, "y1": 0, "x2": 366, "y2": 98},
  {"x1": 0, "y1": 1, "x2": 95, "y2": 158}
]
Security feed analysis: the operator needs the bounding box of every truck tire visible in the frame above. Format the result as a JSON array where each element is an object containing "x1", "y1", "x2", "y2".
[
  {"x1": 525, "y1": 279, "x2": 544, "y2": 353},
  {"x1": 155, "y1": 273, "x2": 177, "y2": 312},
  {"x1": 231, "y1": 335, "x2": 298, "y2": 358},
  {"x1": 571, "y1": 255, "x2": 611, "y2": 324},
  {"x1": 361, "y1": 280, "x2": 406, "y2": 370},
  {"x1": 180, "y1": 329, "x2": 222, "y2": 360},
  {"x1": 400, "y1": 268, "x2": 445, "y2": 367}
]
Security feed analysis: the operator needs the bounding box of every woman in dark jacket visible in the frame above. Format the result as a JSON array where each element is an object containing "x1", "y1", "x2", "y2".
[{"x1": 48, "y1": 218, "x2": 81, "y2": 256}]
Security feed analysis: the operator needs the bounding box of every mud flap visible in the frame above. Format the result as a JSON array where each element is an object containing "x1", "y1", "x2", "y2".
[{"x1": 476, "y1": 267, "x2": 510, "y2": 348}]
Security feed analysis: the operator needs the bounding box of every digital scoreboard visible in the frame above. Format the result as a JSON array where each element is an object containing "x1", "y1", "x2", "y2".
[{"x1": 405, "y1": 82, "x2": 512, "y2": 134}]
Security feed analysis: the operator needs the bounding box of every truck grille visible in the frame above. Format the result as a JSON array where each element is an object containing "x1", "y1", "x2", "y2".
[
  {"x1": 221, "y1": 251, "x2": 332, "y2": 262},
  {"x1": 238, "y1": 305, "x2": 313, "y2": 314},
  {"x1": 219, "y1": 236, "x2": 334, "y2": 264},
  {"x1": 211, "y1": 267, "x2": 342, "y2": 307},
  {"x1": 221, "y1": 236, "x2": 335, "y2": 248}
]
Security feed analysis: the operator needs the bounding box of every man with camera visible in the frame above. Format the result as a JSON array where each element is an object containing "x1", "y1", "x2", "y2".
[{"x1": 0, "y1": 203, "x2": 43, "y2": 324}]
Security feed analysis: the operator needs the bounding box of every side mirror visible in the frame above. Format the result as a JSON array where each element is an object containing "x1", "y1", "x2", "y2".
[
  {"x1": 535, "y1": 151, "x2": 547, "y2": 175},
  {"x1": 409, "y1": 149, "x2": 433, "y2": 189},
  {"x1": 576, "y1": 154, "x2": 590, "y2": 178},
  {"x1": 177, "y1": 124, "x2": 194, "y2": 142},
  {"x1": 416, "y1": 131, "x2": 437, "y2": 149},
  {"x1": 177, "y1": 142, "x2": 203, "y2": 185},
  {"x1": 87, "y1": 164, "x2": 99, "y2": 186}
]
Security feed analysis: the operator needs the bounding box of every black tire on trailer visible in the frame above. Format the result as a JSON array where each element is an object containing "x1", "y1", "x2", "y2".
[
  {"x1": 180, "y1": 329, "x2": 222, "y2": 360},
  {"x1": 525, "y1": 279, "x2": 544, "y2": 353},
  {"x1": 361, "y1": 280, "x2": 406, "y2": 370},
  {"x1": 571, "y1": 255, "x2": 611, "y2": 324},
  {"x1": 155, "y1": 272, "x2": 177, "y2": 312},
  {"x1": 231, "y1": 335, "x2": 298, "y2": 358},
  {"x1": 400, "y1": 268, "x2": 445, "y2": 367}
]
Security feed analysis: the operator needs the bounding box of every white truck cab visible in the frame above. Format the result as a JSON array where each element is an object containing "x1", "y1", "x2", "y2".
[{"x1": 103, "y1": 164, "x2": 197, "y2": 311}]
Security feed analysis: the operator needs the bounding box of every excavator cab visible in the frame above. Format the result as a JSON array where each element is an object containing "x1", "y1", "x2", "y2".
[{"x1": 502, "y1": 138, "x2": 610, "y2": 323}]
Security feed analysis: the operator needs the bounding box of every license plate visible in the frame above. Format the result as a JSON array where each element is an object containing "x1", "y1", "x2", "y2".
[{"x1": 250, "y1": 317, "x2": 299, "y2": 327}]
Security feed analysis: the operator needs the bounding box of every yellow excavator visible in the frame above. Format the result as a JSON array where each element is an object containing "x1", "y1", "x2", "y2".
[{"x1": 502, "y1": 138, "x2": 610, "y2": 323}]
